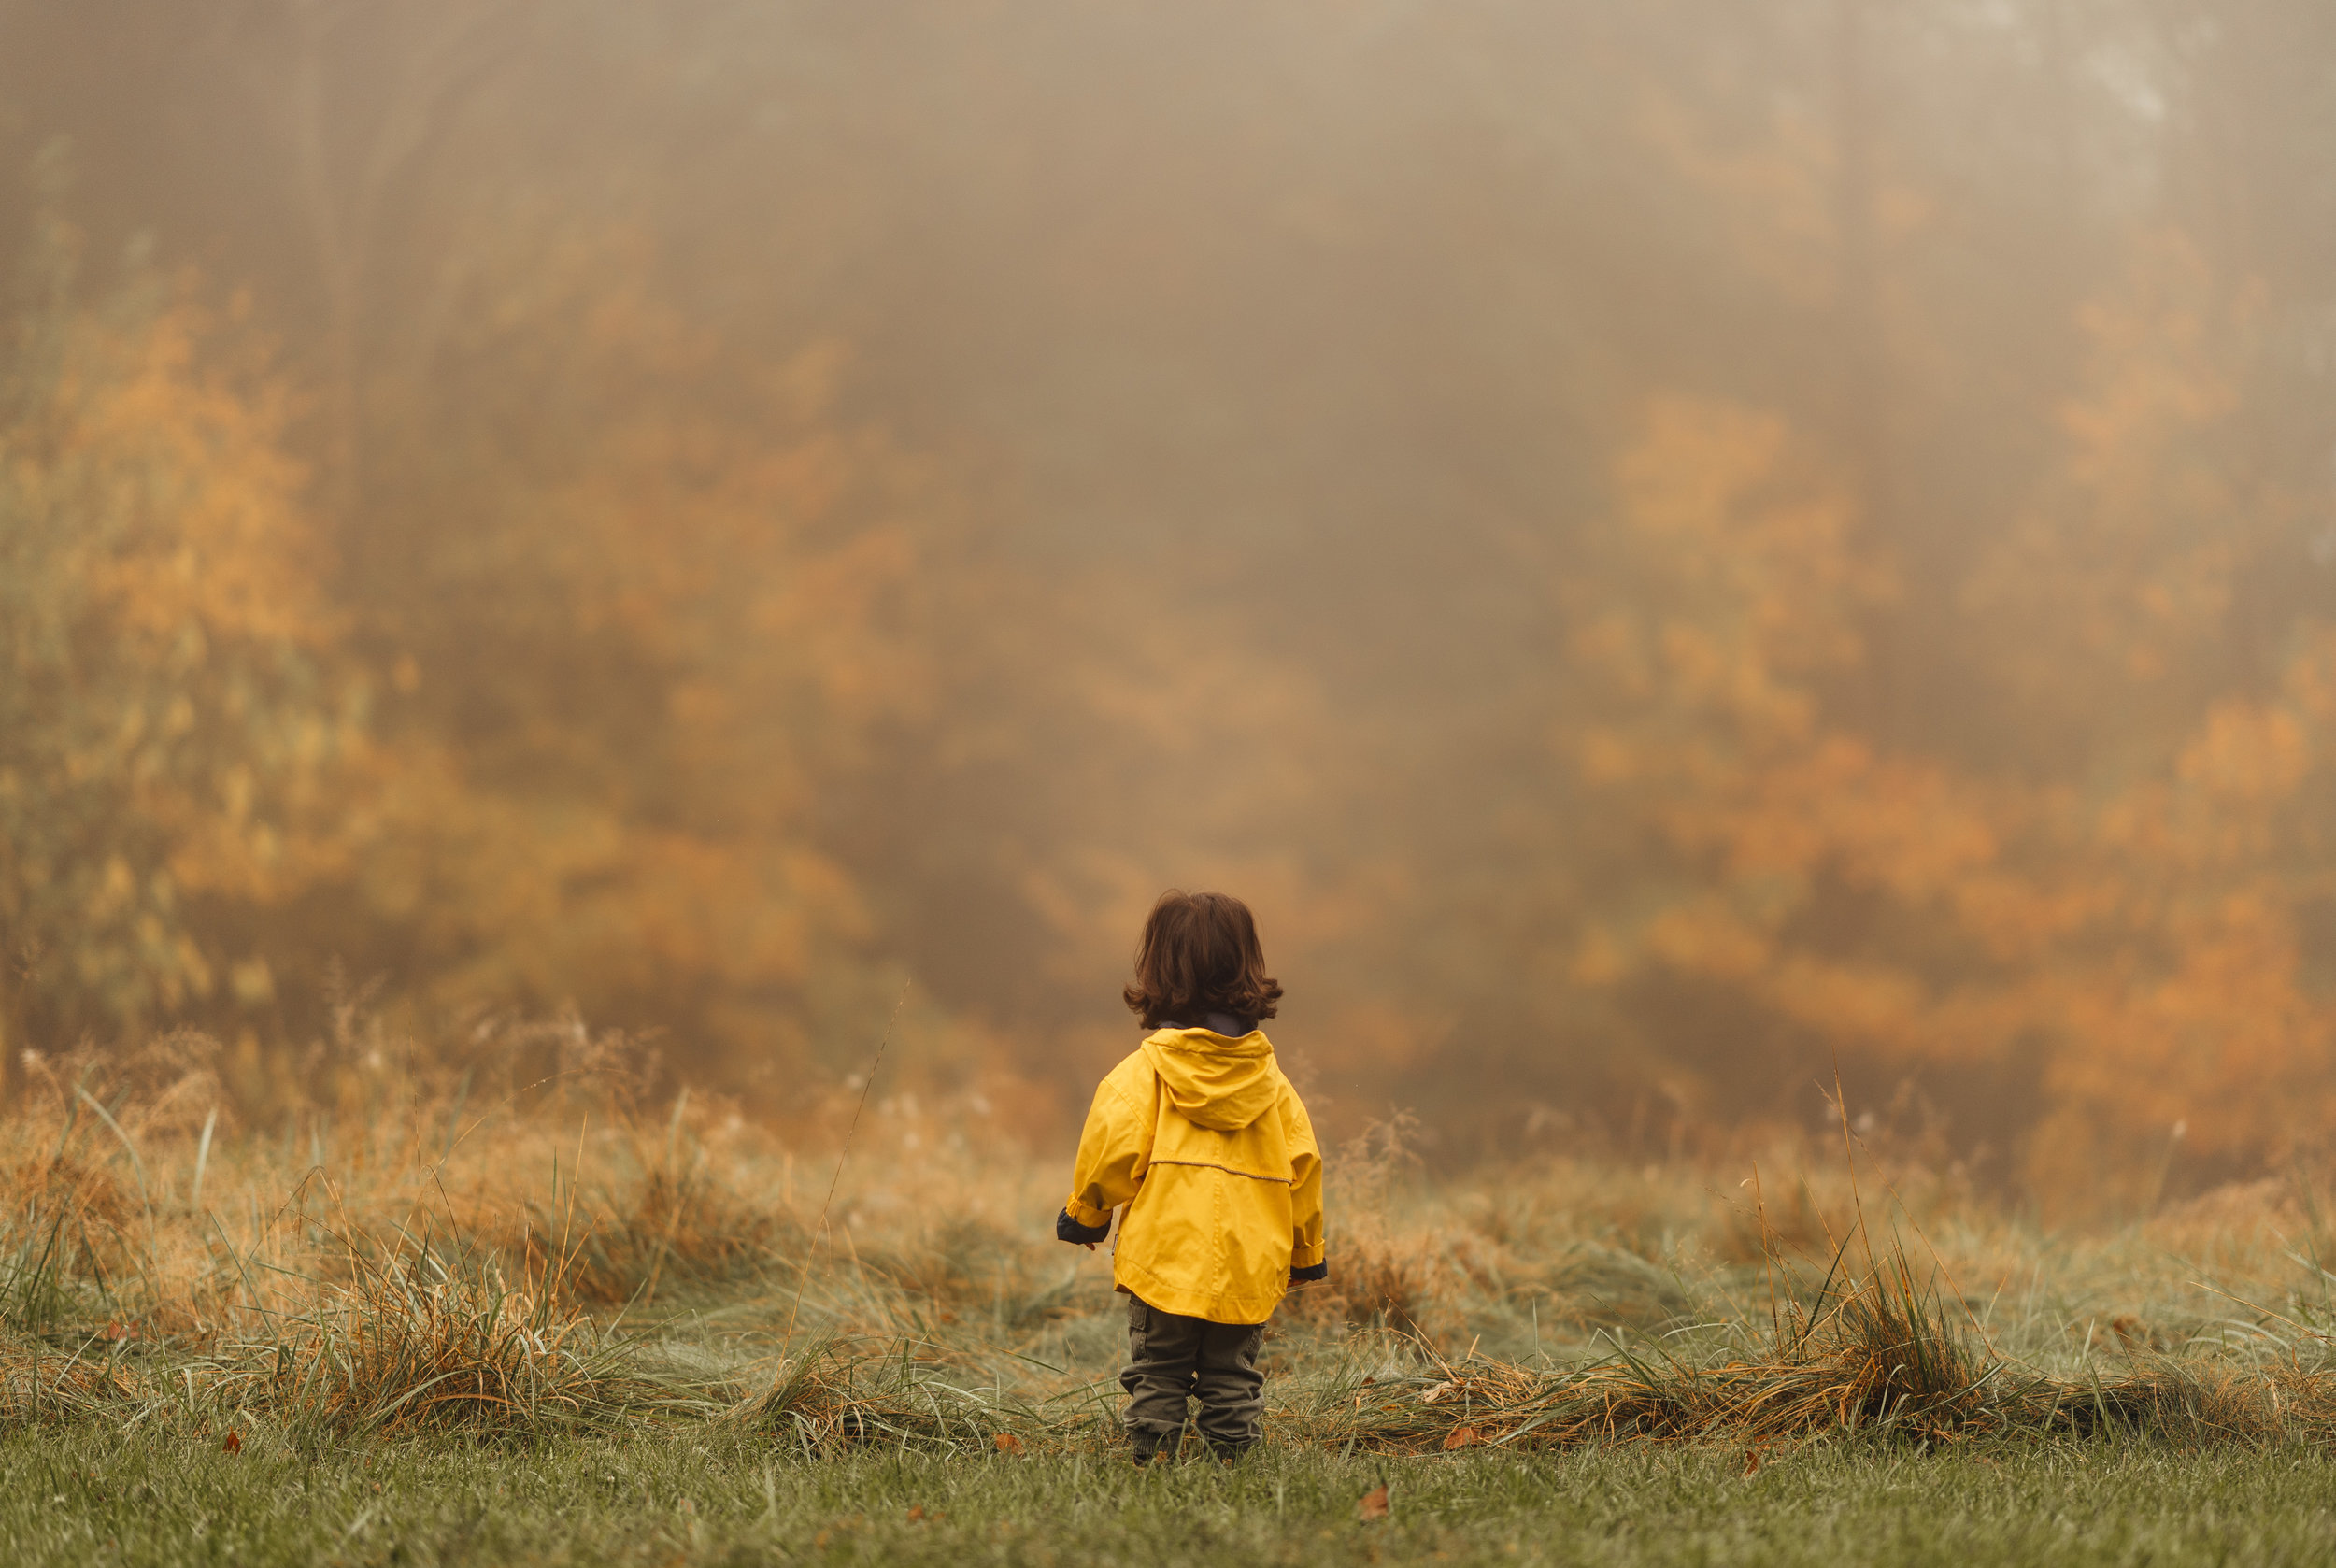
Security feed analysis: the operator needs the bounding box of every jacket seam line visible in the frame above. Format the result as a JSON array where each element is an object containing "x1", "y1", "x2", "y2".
[{"x1": 1146, "y1": 1158, "x2": 1291, "y2": 1184}]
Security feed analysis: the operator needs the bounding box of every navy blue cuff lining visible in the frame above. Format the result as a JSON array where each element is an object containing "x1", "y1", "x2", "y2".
[
  {"x1": 1057, "y1": 1207, "x2": 1111, "y2": 1245},
  {"x1": 1289, "y1": 1261, "x2": 1328, "y2": 1283}
]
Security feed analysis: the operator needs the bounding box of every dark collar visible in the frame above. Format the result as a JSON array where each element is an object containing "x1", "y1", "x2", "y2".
[{"x1": 1161, "y1": 1012, "x2": 1256, "y2": 1037}]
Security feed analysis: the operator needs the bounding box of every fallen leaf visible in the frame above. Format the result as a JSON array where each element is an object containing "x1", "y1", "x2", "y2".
[
  {"x1": 1443, "y1": 1426, "x2": 1479, "y2": 1451},
  {"x1": 1741, "y1": 1446, "x2": 1759, "y2": 1477},
  {"x1": 221, "y1": 1432, "x2": 242, "y2": 1455},
  {"x1": 1358, "y1": 1485, "x2": 1389, "y2": 1522},
  {"x1": 1421, "y1": 1380, "x2": 1457, "y2": 1404},
  {"x1": 907, "y1": 1506, "x2": 947, "y2": 1523},
  {"x1": 993, "y1": 1433, "x2": 1025, "y2": 1455},
  {"x1": 104, "y1": 1320, "x2": 134, "y2": 1342}
]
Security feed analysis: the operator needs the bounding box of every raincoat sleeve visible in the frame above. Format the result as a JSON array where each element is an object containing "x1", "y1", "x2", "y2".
[
  {"x1": 1061, "y1": 1069, "x2": 1153, "y2": 1233},
  {"x1": 1287, "y1": 1090, "x2": 1326, "y2": 1279}
]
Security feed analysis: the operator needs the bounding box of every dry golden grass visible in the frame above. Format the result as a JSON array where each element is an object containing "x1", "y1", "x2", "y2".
[{"x1": 10, "y1": 1019, "x2": 2336, "y2": 1457}]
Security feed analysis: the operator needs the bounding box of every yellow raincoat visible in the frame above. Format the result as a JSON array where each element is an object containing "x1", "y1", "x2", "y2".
[{"x1": 1061, "y1": 1026, "x2": 1325, "y2": 1324}]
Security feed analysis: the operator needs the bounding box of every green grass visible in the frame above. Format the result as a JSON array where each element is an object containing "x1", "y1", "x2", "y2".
[{"x1": 7, "y1": 1427, "x2": 2335, "y2": 1567}]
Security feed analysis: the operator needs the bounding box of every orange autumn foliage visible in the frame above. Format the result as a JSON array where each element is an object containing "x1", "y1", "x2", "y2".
[
  {"x1": 0, "y1": 221, "x2": 363, "y2": 1044},
  {"x1": 3, "y1": 169, "x2": 2327, "y2": 1213},
  {"x1": 1567, "y1": 241, "x2": 2333, "y2": 1203},
  {"x1": 0, "y1": 218, "x2": 955, "y2": 1109}
]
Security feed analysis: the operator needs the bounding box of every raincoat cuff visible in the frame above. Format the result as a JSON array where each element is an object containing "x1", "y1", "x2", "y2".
[
  {"x1": 1289, "y1": 1261, "x2": 1328, "y2": 1284},
  {"x1": 1056, "y1": 1206, "x2": 1111, "y2": 1245},
  {"x1": 1062, "y1": 1194, "x2": 1113, "y2": 1232},
  {"x1": 1291, "y1": 1240, "x2": 1326, "y2": 1269}
]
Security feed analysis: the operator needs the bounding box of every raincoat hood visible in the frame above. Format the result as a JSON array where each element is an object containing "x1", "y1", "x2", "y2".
[{"x1": 1141, "y1": 1027, "x2": 1280, "y2": 1132}]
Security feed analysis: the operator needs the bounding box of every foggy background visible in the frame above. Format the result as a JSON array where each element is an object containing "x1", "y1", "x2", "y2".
[{"x1": 2, "y1": 1, "x2": 2332, "y2": 1202}]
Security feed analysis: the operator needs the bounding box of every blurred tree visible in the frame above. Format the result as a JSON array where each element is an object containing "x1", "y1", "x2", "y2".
[
  {"x1": 0, "y1": 0, "x2": 2330, "y2": 1182},
  {"x1": 0, "y1": 178, "x2": 956, "y2": 1112},
  {"x1": 1963, "y1": 234, "x2": 2261, "y2": 775},
  {"x1": 1560, "y1": 397, "x2": 2011, "y2": 1132},
  {"x1": 260, "y1": 0, "x2": 534, "y2": 520},
  {"x1": 0, "y1": 198, "x2": 363, "y2": 1074},
  {"x1": 1559, "y1": 239, "x2": 2334, "y2": 1199},
  {"x1": 332, "y1": 215, "x2": 953, "y2": 1097},
  {"x1": 1970, "y1": 234, "x2": 2331, "y2": 1195}
]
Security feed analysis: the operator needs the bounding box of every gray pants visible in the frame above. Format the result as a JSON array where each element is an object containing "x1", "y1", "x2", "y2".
[{"x1": 1118, "y1": 1293, "x2": 1265, "y2": 1451}]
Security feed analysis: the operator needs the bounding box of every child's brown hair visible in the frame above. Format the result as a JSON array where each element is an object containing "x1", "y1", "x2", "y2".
[{"x1": 1122, "y1": 890, "x2": 1283, "y2": 1029}]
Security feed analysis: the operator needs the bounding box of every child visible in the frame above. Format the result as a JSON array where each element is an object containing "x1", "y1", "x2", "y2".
[{"x1": 1056, "y1": 890, "x2": 1327, "y2": 1462}]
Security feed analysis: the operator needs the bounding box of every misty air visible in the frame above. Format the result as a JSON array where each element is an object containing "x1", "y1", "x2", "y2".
[{"x1": 3, "y1": 4, "x2": 2334, "y2": 1563}]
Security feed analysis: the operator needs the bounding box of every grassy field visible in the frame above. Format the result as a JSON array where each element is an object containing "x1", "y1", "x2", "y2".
[
  {"x1": 10, "y1": 1026, "x2": 2336, "y2": 1563},
  {"x1": 9, "y1": 1429, "x2": 2336, "y2": 1566}
]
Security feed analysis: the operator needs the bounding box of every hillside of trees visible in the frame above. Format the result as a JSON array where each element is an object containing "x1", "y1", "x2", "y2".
[{"x1": 3, "y1": 0, "x2": 2332, "y2": 1202}]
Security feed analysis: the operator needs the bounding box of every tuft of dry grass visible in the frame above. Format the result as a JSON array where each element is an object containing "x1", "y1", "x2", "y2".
[
  {"x1": 1278, "y1": 1258, "x2": 2270, "y2": 1455},
  {"x1": 206, "y1": 1244, "x2": 722, "y2": 1437},
  {"x1": 0, "y1": 1330, "x2": 146, "y2": 1427}
]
